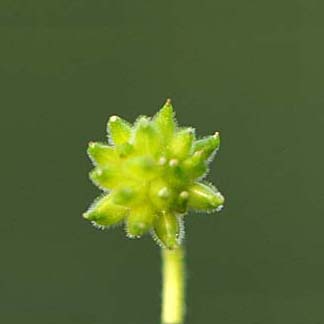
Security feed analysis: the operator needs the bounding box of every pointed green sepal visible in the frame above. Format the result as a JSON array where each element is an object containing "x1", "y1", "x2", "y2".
[
  {"x1": 187, "y1": 182, "x2": 224, "y2": 211},
  {"x1": 83, "y1": 194, "x2": 129, "y2": 226},
  {"x1": 193, "y1": 132, "x2": 220, "y2": 160},
  {"x1": 153, "y1": 99, "x2": 176, "y2": 141},
  {"x1": 107, "y1": 115, "x2": 132, "y2": 145},
  {"x1": 87, "y1": 142, "x2": 117, "y2": 167},
  {"x1": 169, "y1": 128, "x2": 195, "y2": 160},
  {"x1": 126, "y1": 206, "x2": 156, "y2": 237},
  {"x1": 153, "y1": 211, "x2": 179, "y2": 249}
]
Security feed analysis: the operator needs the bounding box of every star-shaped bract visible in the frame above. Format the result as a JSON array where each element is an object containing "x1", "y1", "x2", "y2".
[{"x1": 83, "y1": 100, "x2": 224, "y2": 249}]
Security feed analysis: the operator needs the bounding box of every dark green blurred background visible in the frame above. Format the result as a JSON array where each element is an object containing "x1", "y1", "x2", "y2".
[{"x1": 1, "y1": 1, "x2": 323, "y2": 323}]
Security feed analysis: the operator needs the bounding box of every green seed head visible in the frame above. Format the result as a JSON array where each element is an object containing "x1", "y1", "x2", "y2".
[{"x1": 84, "y1": 99, "x2": 224, "y2": 249}]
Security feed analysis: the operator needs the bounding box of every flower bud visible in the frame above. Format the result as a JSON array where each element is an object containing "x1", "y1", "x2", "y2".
[
  {"x1": 154, "y1": 211, "x2": 179, "y2": 249},
  {"x1": 188, "y1": 182, "x2": 224, "y2": 211},
  {"x1": 84, "y1": 100, "x2": 225, "y2": 247}
]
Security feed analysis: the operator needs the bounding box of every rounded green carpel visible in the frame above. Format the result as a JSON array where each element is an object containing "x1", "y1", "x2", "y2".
[
  {"x1": 182, "y1": 150, "x2": 208, "y2": 179},
  {"x1": 193, "y1": 131, "x2": 220, "y2": 160},
  {"x1": 111, "y1": 187, "x2": 139, "y2": 206},
  {"x1": 126, "y1": 206, "x2": 156, "y2": 238},
  {"x1": 153, "y1": 99, "x2": 176, "y2": 142},
  {"x1": 154, "y1": 211, "x2": 180, "y2": 250},
  {"x1": 132, "y1": 116, "x2": 160, "y2": 156},
  {"x1": 169, "y1": 127, "x2": 195, "y2": 160},
  {"x1": 87, "y1": 142, "x2": 117, "y2": 167},
  {"x1": 107, "y1": 115, "x2": 132, "y2": 145},
  {"x1": 89, "y1": 167, "x2": 119, "y2": 190},
  {"x1": 149, "y1": 179, "x2": 174, "y2": 210},
  {"x1": 176, "y1": 190, "x2": 190, "y2": 214},
  {"x1": 188, "y1": 182, "x2": 224, "y2": 211},
  {"x1": 84, "y1": 99, "x2": 224, "y2": 249},
  {"x1": 83, "y1": 194, "x2": 129, "y2": 227}
]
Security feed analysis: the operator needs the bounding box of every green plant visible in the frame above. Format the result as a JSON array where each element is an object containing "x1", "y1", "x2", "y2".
[{"x1": 83, "y1": 99, "x2": 224, "y2": 324}]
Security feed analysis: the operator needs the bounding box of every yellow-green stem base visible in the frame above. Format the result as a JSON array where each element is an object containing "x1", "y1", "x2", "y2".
[{"x1": 161, "y1": 246, "x2": 185, "y2": 324}]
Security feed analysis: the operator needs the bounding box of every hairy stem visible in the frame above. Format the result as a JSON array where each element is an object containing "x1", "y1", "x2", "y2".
[{"x1": 161, "y1": 246, "x2": 185, "y2": 324}]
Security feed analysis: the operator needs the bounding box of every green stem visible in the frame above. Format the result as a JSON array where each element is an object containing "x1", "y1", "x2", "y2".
[{"x1": 161, "y1": 246, "x2": 185, "y2": 324}]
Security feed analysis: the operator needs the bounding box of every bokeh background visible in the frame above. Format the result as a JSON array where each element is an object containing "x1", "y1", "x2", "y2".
[{"x1": 1, "y1": 1, "x2": 323, "y2": 323}]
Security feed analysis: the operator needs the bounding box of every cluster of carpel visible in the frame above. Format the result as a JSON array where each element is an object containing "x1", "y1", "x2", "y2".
[{"x1": 83, "y1": 100, "x2": 224, "y2": 249}]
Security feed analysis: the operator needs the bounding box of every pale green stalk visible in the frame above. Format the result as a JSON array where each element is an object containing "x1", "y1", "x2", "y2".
[{"x1": 161, "y1": 246, "x2": 185, "y2": 324}]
